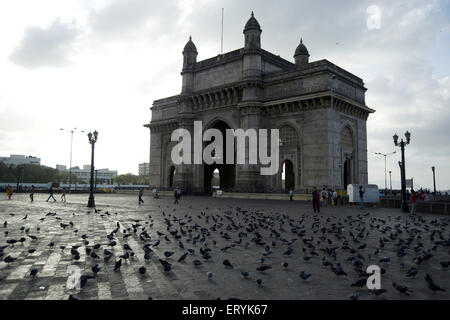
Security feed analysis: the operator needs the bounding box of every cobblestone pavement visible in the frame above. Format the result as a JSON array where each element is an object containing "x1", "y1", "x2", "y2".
[{"x1": 0, "y1": 193, "x2": 449, "y2": 300}]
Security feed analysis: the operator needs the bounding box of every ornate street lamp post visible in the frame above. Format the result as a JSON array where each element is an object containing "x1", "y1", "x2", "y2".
[
  {"x1": 87, "y1": 130, "x2": 98, "y2": 208},
  {"x1": 389, "y1": 170, "x2": 392, "y2": 191},
  {"x1": 431, "y1": 166, "x2": 436, "y2": 194},
  {"x1": 393, "y1": 131, "x2": 411, "y2": 212}
]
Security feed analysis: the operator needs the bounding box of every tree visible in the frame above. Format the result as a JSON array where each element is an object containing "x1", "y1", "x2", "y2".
[{"x1": 113, "y1": 173, "x2": 147, "y2": 185}]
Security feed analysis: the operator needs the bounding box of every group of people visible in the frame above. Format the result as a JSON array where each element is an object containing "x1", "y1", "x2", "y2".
[
  {"x1": 310, "y1": 188, "x2": 342, "y2": 213},
  {"x1": 4, "y1": 185, "x2": 67, "y2": 202}
]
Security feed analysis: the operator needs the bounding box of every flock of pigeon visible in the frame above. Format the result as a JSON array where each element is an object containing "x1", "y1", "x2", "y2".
[{"x1": 0, "y1": 197, "x2": 449, "y2": 300}]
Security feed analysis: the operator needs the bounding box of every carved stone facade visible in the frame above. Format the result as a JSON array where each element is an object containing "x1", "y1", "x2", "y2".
[{"x1": 145, "y1": 12, "x2": 375, "y2": 194}]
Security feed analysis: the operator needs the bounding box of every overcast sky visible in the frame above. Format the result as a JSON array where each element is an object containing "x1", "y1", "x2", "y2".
[{"x1": 0, "y1": 0, "x2": 449, "y2": 190}]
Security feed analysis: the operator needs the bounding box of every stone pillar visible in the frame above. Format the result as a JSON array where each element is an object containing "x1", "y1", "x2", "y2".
[{"x1": 149, "y1": 129, "x2": 162, "y2": 189}]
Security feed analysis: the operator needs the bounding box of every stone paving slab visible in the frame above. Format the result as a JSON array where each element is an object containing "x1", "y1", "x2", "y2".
[{"x1": 0, "y1": 193, "x2": 449, "y2": 300}]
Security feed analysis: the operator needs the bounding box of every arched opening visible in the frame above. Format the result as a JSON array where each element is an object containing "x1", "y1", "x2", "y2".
[
  {"x1": 211, "y1": 168, "x2": 220, "y2": 190},
  {"x1": 204, "y1": 120, "x2": 235, "y2": 193},
  {"x1": 343, "y1": 158, "x2": 350, "y2": 190},
  {"x1": 169, "y1": 166, "x2": 176, "y2": 188},
  {"x1": 282, "y1": 160, "x2": 295, "y2": 191},
  {"x1": 341, "y1": 126, "x2": 354, "y2": 190}
]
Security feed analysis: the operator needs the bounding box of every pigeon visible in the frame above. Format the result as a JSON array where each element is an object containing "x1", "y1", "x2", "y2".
[
  {"x1": 299, "y1": 271, "x2": 312, "y2": 280},
  {"x1": 114, "y1": 259, "x2": 122, "y2": 271},
  {"x1": 159, "y1": 259, "x2": 172, "y2": 272},
  {"x1": 241, "y1": 271, "x2": 249, "y2": 278},
  {"x1": 30, "y1": 268, "x2": 38, "y2": 276},
  {"x1": 406, "y1": 267, "x2": 418, "y2": 277},
  {"x1": 80, "y1": 274, "x2": 94, "y2": 288},
  {"x1": 332, "y1": 264, "x2": 347, "y2": 276},
  {"x1": 28, "y1": 248, "x2": 36, "y2": 254},
  {"x1": 139, "y1": 266, "x2": 147, "y2": 275},
  {"x1": 177, "y1": 252, "x2": 188, "y2": 262},
  {"x1": 351, "y1": 278, "x2": 367, "y2": 287},
  {"x1": 440, "y1": 261, "x2": 449, "y2": 268},
  {"x1": 223, "y1": 259, "x2": 233, "y2": 269},
  {"x1": 349, "y1": 293, "x2": 360, "y2": 300},
  {"x1": 4, "y1": 255, "x2": 16, "y2": 264},
  {"x1": 164, "y1": 251, "x2": 175, "y2": 258},
  {"x1": 392, "y1": 282, "x2": 412, "y2": 295},
  {"x1": 256, "y1": 279, "x2": 263, "y2": 286},
  {"x1": 120, "y1": 252, "x2": 129, "y2": 260},
  {"x1": 425, "y1": 274, "x2": 445, "y2": 292},
  {"x1": 193, "y1": 259, "x2": 202, "y2": 266},
  {"x1": 369, "y1": 288, "x2": 387, "y2": 296},
  {"x1": 256, "y1": 265, "x2": 271, "y2": 272},
  {"x1": 379, "y1": 257, "x2": 390, "y2": 263},
  {"x1": 206, "y1": 272, "x2": 213, "y2": 279},
  {"x1": 282, "y1": 262, "x2": 288, "y2": 268}
]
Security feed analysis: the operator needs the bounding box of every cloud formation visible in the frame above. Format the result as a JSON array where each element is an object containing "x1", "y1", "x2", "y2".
[{"x1": 10, "y1": 19, "x2": 80, "y2": 69}]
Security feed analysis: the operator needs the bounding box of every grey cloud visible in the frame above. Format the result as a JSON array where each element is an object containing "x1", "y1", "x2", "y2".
[
  {"x1": 88, "y1": 0, "x2": 180, "y2": 40},
  {"x1": 10, "y1": 20, "x2": 80, "y2": 69}
]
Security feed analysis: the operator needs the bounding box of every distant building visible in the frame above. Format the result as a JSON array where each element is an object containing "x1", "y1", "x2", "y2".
[
  {"x1": 0, "y1": 154, "x2": 41, "y2": 166},
  {"x1": 67, "y1": 166, "x2": 118, "y2": 184},
  {"x1": 139, "y1": 162, "x2": 150, "y2": 176}
]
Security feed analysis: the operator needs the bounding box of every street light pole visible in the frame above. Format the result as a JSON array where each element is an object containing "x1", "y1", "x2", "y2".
[
  {"x1": 389, "y1": 170, "x2": 392, "y2": 191},
  {"x1": 60, "y1": 127, "x2": 85, "y2": 190},
  {"x1": 87, "y1": 130, "x2": 98, "y2": 208},
  {"x1": 431, "y1": 166, "x2": 436, "y2": 194},
  {"x1": 393, "y1": 131, "x2": 411, "y2": 213},
  {"x1": 374, "y1": 151, "x2": 396, "y2": 191}
]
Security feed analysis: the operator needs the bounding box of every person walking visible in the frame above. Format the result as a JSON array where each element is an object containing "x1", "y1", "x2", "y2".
[
  {"x1": 6, "y1": 185, "x2": 13, "y2": 200},
  {"x1": 312, "y1": 188, "x2": 321, "y2": 213},
  {"x1": 174, "y1": 187, "x2": 181, "y2": 204},
  {"x1": 289, "y1": 189, "x2": 294, "y2": 201},
  {"x1": 321, "y1": 188, "x2": 328, "y2": 206},
  {"x1": 30, "y1": 185, "x2": 35, "y2": 202},
  {"x1": 61, "y1": 187, "x2": 67, "y2": 202},
  {"x1": 139, "y1": 187, "x2": 144, "y2": 205},
  {"x1": 359, "y1": 186, "x2": 365, "y2": 209},
  {"x1": 410, "y1": 189, "x2": 417, "y2": 214},
  {"x1": 332, "y1": 190, "x2": 338, "y2": 206},
  {"x1": 46, "y1": 185, "x2": 56, "y2": 202}
]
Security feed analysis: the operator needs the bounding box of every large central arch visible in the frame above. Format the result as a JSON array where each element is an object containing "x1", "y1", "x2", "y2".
[{"x1": 203, "y1": 120, "x2": 235, "y2": 193}]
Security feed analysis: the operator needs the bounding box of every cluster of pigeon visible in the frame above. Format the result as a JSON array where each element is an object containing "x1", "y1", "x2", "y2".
[{"x1": 1, "y1": 200, "x2": 449, "y2": 300}]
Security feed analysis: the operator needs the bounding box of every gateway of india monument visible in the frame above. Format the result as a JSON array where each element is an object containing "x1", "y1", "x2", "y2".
[{"x1": 145, "y1": 12, "x2": 375, "y2": 194}]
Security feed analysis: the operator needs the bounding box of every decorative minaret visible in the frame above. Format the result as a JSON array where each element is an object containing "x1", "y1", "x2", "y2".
[
  {"x1": 242, "y1": 11, "x2": 262, "y2": 79},
  {"x1": 181, "y1": 36, "x2": 197, "y2": 93},
  {"x1": 294, "y1": 38, "x2": 309, "y2": 67}
]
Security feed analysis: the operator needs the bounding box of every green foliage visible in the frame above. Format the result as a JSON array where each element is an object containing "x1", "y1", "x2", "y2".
[
  {"x1": 113, "y1": 173, "x2": 148, "y2": 185},
  {"x1": 0, "y1": 162, "x2": 79, "y2": 183}
]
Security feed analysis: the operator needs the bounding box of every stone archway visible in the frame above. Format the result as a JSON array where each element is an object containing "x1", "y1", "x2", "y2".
[
  {"x1": 277, "y1": 124, "x2": 299, "y2": 191},
  {"x1": 341, "y1": 125, "x2": 354, "y2": 190},
  {"x1": 282, "y1": 159, "x2": 295, "y2": 191},
  {"x1": 203, "y1": 120, "x2": 235, "y2": 192},
  {"x1": 169, "y1": 165, "x2": 176, "y2": 188}
]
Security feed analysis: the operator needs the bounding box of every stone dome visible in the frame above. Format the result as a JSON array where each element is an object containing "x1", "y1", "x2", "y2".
[
  {"x1": 294, "y1": 38, "x2": 309, "y2": 57},
  {"x1": 183, "y1": 36, "x2": 197, "y2": 53},
  {"x1": 244, "y1": 11, "x2": 261, "y2": 32}
]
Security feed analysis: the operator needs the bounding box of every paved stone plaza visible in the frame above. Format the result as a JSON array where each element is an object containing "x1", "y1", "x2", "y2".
[{"x1": 0, "y1": 193, "x2": 448, "y2": 300}]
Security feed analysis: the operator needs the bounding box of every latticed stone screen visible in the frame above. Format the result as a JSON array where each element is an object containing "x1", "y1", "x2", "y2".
[
  {"x1": 279, "y1": 126, "x2": 297, "y2": 146},
  {"x1": 341, "y1": 126, "x2": 353, "y2": 149}
]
